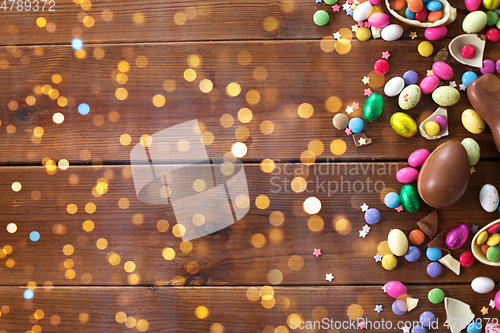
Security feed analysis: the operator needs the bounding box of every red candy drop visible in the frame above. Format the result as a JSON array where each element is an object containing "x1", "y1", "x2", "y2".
[
  {"x1": 488, "y1": 224, "x2": 500, "y2": 233},
  {"x1": 459, "y1": 251, "x2": 475, "y2": 267},
  {"x1": 486, "y1": 28, "x2": 500, "y2": 42},
  {"x1": 415, "y1": 8, "x2": 428, "y2": 22},
  {"x1": 374, "y1": 59, "x2": 390, "y2": 75},
  {"x1": 461, "y1": 44, "x2": 476, "y2": 59}
]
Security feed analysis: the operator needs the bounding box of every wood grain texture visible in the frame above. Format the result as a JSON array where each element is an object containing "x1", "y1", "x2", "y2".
[
  {"x1": 0, "y1": 163, "x2": 498, "y2": 286},
  {"x1": 0, "y1": 285, "x2": 497, "y2": 332},
  {"x1": 0, "y1": 40, "x2": 499, "y2": 164}
]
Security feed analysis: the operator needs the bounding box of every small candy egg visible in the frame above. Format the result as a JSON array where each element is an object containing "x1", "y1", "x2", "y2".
[
  {"x1": 403, "y1": 70, "x2": 418, "y2": 85},
  {"x1": 467, "y1": 321, "x2": 483, "y2": 333},
  {"x1": 428, "y1": 287, "x2": 444, "y2": 303},
  {"x1": 488, "y1": 224, "x2": 500, "y2": 233},
  {"x1": 405, "y1": 7, "x2": 416, "y2": 20},
  {"x1": 486, "y1": 10, "x2": 499, "y2": 25},
  {"x1": 392, "y1": 300, "x2": 407, "y2": 315},
  {"x1": 487, "y1": 233, "x2": 500, "y2": 246},
  {"x1": 369, "y1": 0, "x2": 383, "y2": 4},
  {"x1": 477, "y1": 230, "x2": 488, "y2": 245},
  {"x1": 412, "y1": 325, "x2": 427, "y2": 333},
  {"x1": 348, "y1": 117, "x2": 364, "y2": 133},
  {"x1": 353, "y1": 1, "x2": 373, "y2": 21},
  {"x1": 408, "y1": 148, "x2": 430, "y2": 167},
  {"x1": 483, "y1": 0, "x2": 500, "y2": 10},
  {"x1": 382, "y1": 254, "x2": 398, "y2": 270},
  {"x1": 497, "y1": 59, "x2": 500, "y2": 74},
  {"x1": 409, "y1": 229, "x2": 425, "y2": 245},
  {"x1": 462, "y1": 71, "x2": 478, "y2": 87},
  {"x1": 374, "y1": 59, "x2": 390, "y2": 74},
  {"x1": 404, "y1": 246, "x2": 421, "y2": 262},
  {"x1": 459, "y1": 252, "x2": 475, "y2": 267},
  {"x1": 481, "y1": 59, "x2": 496, "y2": 74},
  {"x1": 356, "y1": 27, "x2": 372, "y2": 41},
  {"x1": 364, "y1": 208, "x2": 381, "y2": 224},
  {"x1": 461, "y1": 45, "x2": 476, "y2": 59},
  {"x1": 384, "y1": 76, "x2": 405, "y2": 97},
  {"x1": 487, "y1": 245, "x2": 500, "y2": 261},
  {"x1": 368, "y1": 12, "x2": 391, "y2": 28},
  {"x1": 420, "y1": 75, "x2": 440, "y2": 94},
  {"x1": 465, "y1": 0, "x2": 481, "y2": 11},
  {"x1": 445, "y1": 222, "x2": 470, "y2": 250},
  {"x1": 433, "y1": 115, "x2": 447, "y2": 131},
  {"x1": 432, "y1": 61, "x2": 454, "y2": 80},
  {"x1": 424, "y1": 25, "x2": 447, "y2": 40},
  {"x1": 363, "y1": 93, "x2": 384, "y2": 121},
  {"x1": 427, "y1": 10, "x2": 443, "y2": 22},
  {"x1": 427, "y1": 262, "x2": 442, "y2": 277},
  {"x1": 496, "y1": 290, "x2": 500, "y2": 310},
  {"x1": 384, "y1": 192, "x2": 400, "y2": 208},
  {"x1": 420, "y1": 311, "x2": 436, "y2": 328},
  {"x1": 391, "y1": 112, "x2": 417, "y2": 137},
  {"x1": 396, "y1": 167, "x2": 419, "y2": 183},
  {"x1": 313, "y1": 10, "x2": 330, "y2": 26},
  {"x1": 418, "y1": 41, "x2": 434, "y2": 57},
  {"x1": 463, "y1": 11, "x2": 488, "y2": 33},
  {"x1": 426, "y1": 247, "x2": 442, "y2": 261},
  {"x1": 426, "y1": 0, "x2": 442, "y2": 10},
  {"x1": 481, "y1": 243, "x2": 489, "y2": 255},
  {"x1": 381, "y1": 24, "x2": 403, "y2": 41},
  {"x1": 461, "y1": 109, "x2": 485, "y2": 134},
  {"x1": 400, "y1": 184, "x2": 420, "y2": 212},
  {"x1": 408, "y1": 0, "x2": 424, "y2": 12},
  {"x1": 333, "y1": 113, "x2": 349, "y2": 130},
  {"x1": 486, "y1": 27, "x2": 500, "y2": 42},
  {"x1": 389, "y1": 0, "x2": 406, "y2": 10},
  {"x1": 461, "y1": 138, "x2": 480, "y2": 166},
  {"x1": 415, "y1": 8, "x2": 428, "y2": 22},
  {"x1": 398, "y1": 84, "x2": 421, "y2": 110},
  {"x1": 471, "y1": 276, "x2": 495, "y2": 293},
  {"x1": 424, "y1": 121, "x2": 441, "y2": 137},
  {"x1": 479, "y1": 184, "x2": 500, "y2": 212},
  {"x1": 388, "y1": 229, "x2": 408, "y2": 256},
  {"x1": 385, "y1": 281, "x2": 407, "y2": 298},
  {"x1": 432, "y1": 86, "x2": 460, "y2": 106}
]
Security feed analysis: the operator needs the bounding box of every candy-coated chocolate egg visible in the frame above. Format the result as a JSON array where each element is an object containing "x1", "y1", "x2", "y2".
[
  {"x1": 417, "y1": 140, "x2": 470, "y2": 208},
  {"x1": 400, "y1": 184, "x2": 421, "y2": 212},
  {"x1": 363, "y1": 93, "x2": 384, "y2": 121},
  {"x1": 495, "y1": 290, "x2": 500, "y2": 309},
  {"x1": 381, "y1": 24, "x2": 404, "y2": 41},
  {"x1": 463, "y1": 11, "x2": 488, "y2": 33},
  {"x1": 420, "y1": 75, "x2": 440, "y2": 94},
  {"x1": 408, "y1": 149, "x2": 430, "y2": 167},
  {"x1": 384, "y1": 76, "x2": 405, "y2": 97},
  {"x1": 424, "y1": 25, "x2": 447, "y2": 40},
  {"x1": 432, "y1": 86, "x2": 460, "y2": 106},
  {"x1": 461, "y1": 138, "x2": 480, "y2": 166},
  {"x1": 465, "y1": 0, "x2": 481, "y2": 11},
  {"x1": 398, "y1": 84, "x2": 421, "y2": 110},
  {"x1": 432, "y1": 61, "x2": 454, "y2": 80},
  {"x1": 390, "y1": 112, "x2": 418, "y2": 137},
  {"x1": 368, "y1": 12, "x2": 391, "y2": 27},
  {"x1": 388, "y1": 229, "x2": 409, "y2": 256},
  {"x1": 483, "y1": 0, "x2": 500, "y2": 10},
  {"x1": 471, "y1": 276, "x2": 495, "y2": 293},
  {"x1": 353, "y1": 1, "x2": 373, "y2": 21},
  {"x1": 385, "y1": 281, "x2": 407, "y2": 298},
  {"x1": 445, "y1": 222, "x2": 470, "y2": 250},
  {"x1": 396, "y1": 167, "x2": 419, "y2": 183},
  {"x1": 479, "y1": 184, "x2": 499, "y2": 212},
  {"x1": 461, "y1": 109, "x2": 485, "y2": 134}
]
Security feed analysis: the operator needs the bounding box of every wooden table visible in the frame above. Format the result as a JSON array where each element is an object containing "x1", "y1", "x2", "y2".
[{"x1": 0, "y1": 1, "x2": 499, "y2": 332}]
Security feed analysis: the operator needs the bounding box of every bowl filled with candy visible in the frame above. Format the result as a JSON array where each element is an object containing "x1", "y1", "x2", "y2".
[
  {"x1": 471, "y1": 219, "x2": 500, "y2": 266},
  {"x1": 385, "y1": 0, "x2": 457, "y2": 27}
]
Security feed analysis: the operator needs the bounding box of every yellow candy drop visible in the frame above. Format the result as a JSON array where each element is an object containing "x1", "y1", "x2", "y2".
[
  {"x1": 477, "y1": 230, "x2": 488, "y2": 245},
  {"x1": 382, "y1": 254, "x2": 398, "y2": 270},
  {"x1": 356, "y1": 27, "x2": 371, "y2": 41},
  {"x1": 418, "y1": 41, "x2": 433, "y2": 57},
  {"x1": 486, "y1": 233, "x2": 500, "y2": 246},
  {"x1": 424, "y1": 121, "x2": 440, "y2": 136}
]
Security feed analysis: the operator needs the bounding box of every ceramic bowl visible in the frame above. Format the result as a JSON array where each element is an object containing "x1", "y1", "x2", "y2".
[
  {"x1": 471, "y1": 218, "x2": 500, "y2": 266},
  {"x1": 385, "y1": 0, "x2": 457, "y2": 27}
]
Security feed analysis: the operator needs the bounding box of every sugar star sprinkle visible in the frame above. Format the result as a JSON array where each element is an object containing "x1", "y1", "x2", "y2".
[
  {"x1": 364, "y1": 88, "x2": 373, "y2": 96},
  {"x1": 449, "y1": 81, "x2": 457, "y2": 88},
  {"x1": 325, "y1": 273, "x2": 334, "y2": 282},
  {"x1": 459, "y1": 84, "x2": 467, "y2": 91},
  {"x1": 374, "y1": 253, "x2": 382, "y2": 262},
  {"x1": 342, "y1": 3, "x2": 351, "y2": 10},
  {"x1": 382, "y1": 284, "x2": 387, "y2": 292},
  {"x1": 345, "y1": 128, "x2": 352, "y2": 135},
  {"x1": 471, "y1": 224, "x2": 479, "y2": 233},
  {"x1": 427, "y1": 69, "x2": 434, "y2": 76},
  {"x1": 490, "y1": 299, "x2": 496, "y2": 309},
  {"x1": 332, "y1": 4, "x2": 341, "y2": 11},
  {"x1": 333, "y1": 31, "x2": 341, "y2": 39},
  {"x1": 345, "y1": 105, "x2": 354, "y2": 114},
  {"x1": 409, "y1": 31, "x2": 417, "y2": 39},
  {"x1": 374, "y1": 305, "x2": 383, "y2": 313},
  {"x1": 316, "y1": 0, "x2": 322, "y2": 3},
  {"x1": 402, "y1": 325, "x2": 411, "y2": 333},
  {"x1": 359, "y1": 322, "x2": 367, "y2": 330},
  {"x1": 346, "y1": 8, "x2": 354, "y2": 15},
  {"x1": 358, "y1": 137, "x2": 367, "y2": 146},
  {"x1": 352, "y1": 102, "x2": 359, "y2": 110},
  {"x1": 359, "y1": 229, "x2": 368, "y2": 238},
  {"x1": 470, "y1": 166, "x2": 476, "y2": 175},
  {"x1": 364, "y1": 21, "x2": 371, "y2": 28},
  {"x1": 358, "y1": 21, "x2": 364, "y2": 27},
  {"x1": 395, "y1": 205, "x2": 404, "y2": 212},
  {"x1": 313, "y1": 249, "x2": 322, "y2": 257},
  {"x1": 481, "y1": 306, "x2": 489, "y2": 315},
  {"x1": 362, "y1": 224, "x2": 371, "y2": 233},
  {"x1": 362, "y1": 76, "x2": 370, "y2": 85},
  {"x1": 382, "y1": 51, "x2": 390, "y2": 59},
  {"x1": 360, "y1": 203, "x2": 369, "y2": 212}
]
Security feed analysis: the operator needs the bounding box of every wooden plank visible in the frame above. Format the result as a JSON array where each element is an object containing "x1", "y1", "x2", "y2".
[
  {"x1": 0, "y1": 285, "x2": 497, "y2": 332},
  {"x1": 0, "y1": 0, "x2": 479, "y2": 45},
  {"x1": 0, "y1": 162, "x2": 499, "y2": 286},
  {"x1": 0, "y1": 41, "x2": 499, "y2": 164}
]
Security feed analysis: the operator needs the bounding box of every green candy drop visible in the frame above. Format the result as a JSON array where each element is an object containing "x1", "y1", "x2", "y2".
[
  {"x1": 428, "y1": 288, "x2": 444, "y2": 304},
  {"x1": 313, "y1": 10, "x2": 329, "y2": 26},
  {"x1": 487, "y1": 246, "x2": 500, "y2": 262},
  {"x1": 363, "y1": 93, "x2": 384, "y2": 122}
]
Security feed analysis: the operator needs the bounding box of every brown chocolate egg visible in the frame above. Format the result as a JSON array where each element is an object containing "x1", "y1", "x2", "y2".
[{"x1": 417, "y1": 140, "x2": 470, "y2": 208}]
